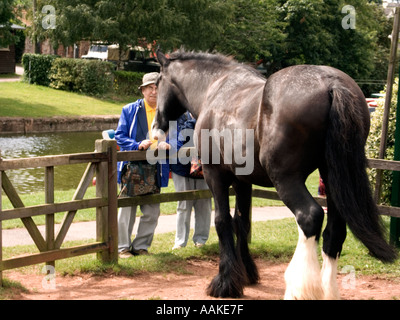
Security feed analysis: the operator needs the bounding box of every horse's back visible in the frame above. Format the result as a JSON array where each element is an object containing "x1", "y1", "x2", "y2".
[
  {"x1": 260, "y1": 65, "x2": 367, "y2": 132},
  {"x1": 263, "y1": 65, "x2": 365, "y2": 108},
  {"x1": 198, "y1": 68, "x2": 265, "y2": 131},
  {"x1": 258, "y1": 65, "x2": 367, "y2": 177},
  {"x1": 259, "y1": 65, "x2": 333, "y2": 145}
]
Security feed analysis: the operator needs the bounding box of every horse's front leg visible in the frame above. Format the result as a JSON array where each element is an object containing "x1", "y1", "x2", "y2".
[
  {"x1": 204, "y1": 168, "x2": 246, "y2": 298},
  {"x1": 232, "y1": 181, "x2": 259, "y2": 285}
]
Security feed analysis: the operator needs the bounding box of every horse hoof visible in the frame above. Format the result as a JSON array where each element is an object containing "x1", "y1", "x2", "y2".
[
  {"x1": 246, "y1": 274, "x2": 260, "y2": 286},
  {"x1": 245, "y1": 264, "x2": 260, "y2": 285},
  {"x1": 206, "y1": 275, "x2": 244, "y2": 298}
]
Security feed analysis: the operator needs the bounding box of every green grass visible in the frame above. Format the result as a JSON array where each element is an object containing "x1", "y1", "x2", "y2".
[
  {"x1": 251, "y1": 217, "x2": 400, "y2": 278},
  {"x1": 0, "y1": 73, "x2": 19, "y2": 79},
  {"x1": 0, "y1": 82, "x2": 135, "y2": 117},
  {"x1": 1, "y1": 186, "x2": 98, "y2": 229},
  {"x1": 0, "y1": 278, "x2": 29, "y2": 300}
]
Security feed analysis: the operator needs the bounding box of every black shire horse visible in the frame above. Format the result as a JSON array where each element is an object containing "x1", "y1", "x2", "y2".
[{"x1": 152, "y1": 50, "x2": 397, "y2": 299}]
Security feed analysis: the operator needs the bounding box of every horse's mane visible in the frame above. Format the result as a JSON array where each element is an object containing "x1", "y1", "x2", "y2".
[
  {"x1": 169, "y1": 50, "x2": 234, "y2": 66},
  {"x1": 168, "y1": 50, "x2": 264, "y2": 78}
]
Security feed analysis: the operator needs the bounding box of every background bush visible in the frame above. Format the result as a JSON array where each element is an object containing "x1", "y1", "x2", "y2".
[
  {"x1": 49, "y1": 57, "x2": 81, "y2": 91},
  {"x1": 81, "y1": 60, "x2": 115, "y2": 95},
  {"x1": 366, "y1": 79, "x2": 398, "y2": 205},
  {"x1": 50, "y1": 58, "x2": 114, "y2": 95},
  {"x1": 113, "y1": 70, "x2": 145, "y2": 97},
  {"x1": 21, "y1": 54, "x2": 144, "y2": 98},
  {"x1": 22, "y1": 53, "x2": 58, "y2": 86}
]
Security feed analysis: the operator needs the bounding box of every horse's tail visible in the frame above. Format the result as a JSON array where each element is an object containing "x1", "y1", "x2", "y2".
[{"x1": 324, "y1": 84, "x2": 397, "y2": 263}]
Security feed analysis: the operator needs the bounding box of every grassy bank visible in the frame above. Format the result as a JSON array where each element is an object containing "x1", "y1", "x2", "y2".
[{"x1": 0, "y1": 82, "x2": 135, "y2": 117}]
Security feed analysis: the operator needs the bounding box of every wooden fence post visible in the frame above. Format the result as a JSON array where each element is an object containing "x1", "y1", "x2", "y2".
[
  {"x1": 107, "y1": 140, "x2": 118, "y2": 263},
  {"x1": 45, "y1": 166, "x2": 55, "y2": 267},
  {"x1": 95, "y1": 139, "x2": 118, "y2": 263}
]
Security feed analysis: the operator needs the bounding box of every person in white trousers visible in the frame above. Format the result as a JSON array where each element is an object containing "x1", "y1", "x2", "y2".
[
  {"x1": 169, "y1": 112, "x2": 212, "y2": 249},
  {"x1": 172, "y1": 173, "x2": 211, "y2": 249}
]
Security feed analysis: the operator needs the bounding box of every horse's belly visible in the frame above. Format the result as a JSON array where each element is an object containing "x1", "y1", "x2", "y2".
[{"x1": 235, "y1": 164, "x2": 274, "y2": 187}]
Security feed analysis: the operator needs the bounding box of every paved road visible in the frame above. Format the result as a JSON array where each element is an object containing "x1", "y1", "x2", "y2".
[{"x1": 2, "y1": 206, "x2": 294, "y2": 247}]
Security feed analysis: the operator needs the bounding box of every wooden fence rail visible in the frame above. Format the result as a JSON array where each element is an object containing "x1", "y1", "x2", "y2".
[{"x1": 0, "y1": 140, "x2": 400, "y2": 286}]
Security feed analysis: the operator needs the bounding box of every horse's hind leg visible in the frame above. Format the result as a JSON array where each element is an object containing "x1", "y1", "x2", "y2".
[
  {"x1": 320, "y1": 173, "x2": 346, "y2": 300},
  {"x1": 232, "y1": 181, "x2": 259, "y2": 285},
  {"x1": 275, "y1": 178, "x2": 325, "y2": 300},
  {"x1": 321, "y1": 207, "x2": 345, "y2": 300}
]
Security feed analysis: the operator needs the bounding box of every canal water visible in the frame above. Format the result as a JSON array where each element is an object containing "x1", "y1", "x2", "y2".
[{"x1": 0, "y1": 132, "x2": 103, "y2": 194}]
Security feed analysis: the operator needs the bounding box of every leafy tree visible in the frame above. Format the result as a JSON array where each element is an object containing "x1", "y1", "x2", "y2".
[
  {"x1": 278, "y1": 0, "x2": 336, "y2": 66},
  {"x1": 0, "y1": 0, "x2": 17, "y2": 47},
  {"x1": 0, "y1": 0, "x2": 27, "y2": 49},
  {"x1": 215, "y1": 0, "x2": 286, "y2": 75},
  {"x1": 274, "y1": 0, "x2": 391, "y2": 94},
  {"x1": 165, "y1": 0, "x2": 233, "y2": 51},
  {"x1": 30, "y1": 0, "x2": 232, "y2": 53},
  {"x1": 213, "y1": 0, "x2": 391, "y2": 89},
  {"x1": 26, "y1": 0, "x2": 392, "y2": 95}
]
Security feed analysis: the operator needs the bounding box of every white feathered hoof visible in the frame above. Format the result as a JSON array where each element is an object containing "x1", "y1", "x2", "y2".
[
  {"x1": 321, "y1": 252, "x2": 340, "y2": 300},
  {"x1": 284, "y1": 227, "x2": 324, "y2": 300}
]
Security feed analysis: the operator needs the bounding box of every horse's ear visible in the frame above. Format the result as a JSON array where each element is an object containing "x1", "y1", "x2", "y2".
[{"x1": 157, "y1": 50, "x2": 169, "y2": 68}]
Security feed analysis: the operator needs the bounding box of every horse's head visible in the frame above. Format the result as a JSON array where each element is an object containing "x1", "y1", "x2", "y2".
[{"x1": 152, "y1": 50, "x2": 188, "y2": 140}]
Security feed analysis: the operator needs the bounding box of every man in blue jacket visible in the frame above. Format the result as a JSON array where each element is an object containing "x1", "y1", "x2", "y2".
[{"x1": 115, "y1": 72, "x2": 169, "y2": 258}]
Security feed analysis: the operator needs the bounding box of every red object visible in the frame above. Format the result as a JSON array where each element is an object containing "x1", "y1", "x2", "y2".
[{"x1": 366, "y1": 98, "x2": 378, "y2": 108}]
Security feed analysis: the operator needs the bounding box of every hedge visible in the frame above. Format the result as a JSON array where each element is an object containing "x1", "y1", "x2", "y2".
[
  {"x1": 50, "y1": 58, "x2": 115, "y2": 95},
  {"x1": 21, "y1": 53, "x2": 145, "y2": 97},
  {"x1": 113, "y1": 70, "x2": 145, "y2": 97},
  {"x1": 22, "y1": 53, "x2": 58, "y2": 86}
]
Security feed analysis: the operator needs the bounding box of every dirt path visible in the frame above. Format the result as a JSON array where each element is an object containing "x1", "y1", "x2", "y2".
[{"x1": 4, "y1": 259, "x2": 400, "y2": 300}]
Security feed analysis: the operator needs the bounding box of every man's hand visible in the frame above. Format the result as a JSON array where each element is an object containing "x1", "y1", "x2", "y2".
[
  {"x1": 157, "y1": 142, "x2": 171, "y2": 150},
  {"x1": 138, "y1": 139, "x2": 153, "y2": 150}
]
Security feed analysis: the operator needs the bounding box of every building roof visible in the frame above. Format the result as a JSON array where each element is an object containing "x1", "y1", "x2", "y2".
[{"x1": 0, "y1": 23, "x2": 25, "y2": 30}]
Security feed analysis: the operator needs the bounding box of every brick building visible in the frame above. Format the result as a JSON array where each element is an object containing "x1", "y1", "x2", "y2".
[{"x1": 24, "y1": 38, "x2": 91, "y2": 59}]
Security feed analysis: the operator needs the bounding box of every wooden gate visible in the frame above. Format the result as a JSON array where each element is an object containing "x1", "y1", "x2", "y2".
[{"x1": 0, "y1": 139, "x2": 118, "y2": 286}]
